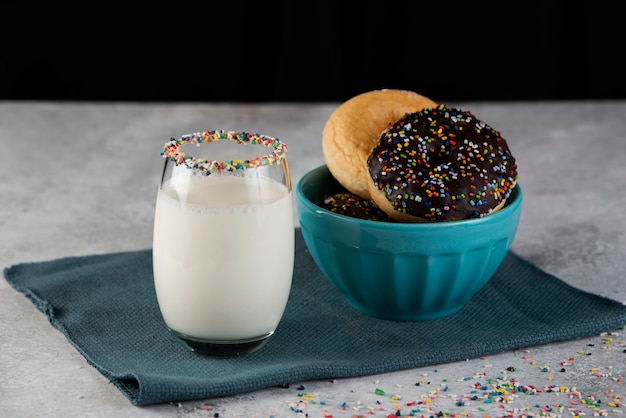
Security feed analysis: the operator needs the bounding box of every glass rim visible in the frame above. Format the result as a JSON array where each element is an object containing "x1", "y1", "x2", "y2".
[{"x1": 161, "y1": 130, "x2": 288, "y2": 175}]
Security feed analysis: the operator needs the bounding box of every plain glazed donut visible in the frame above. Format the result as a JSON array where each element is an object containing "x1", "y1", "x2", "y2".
[
  {"x1": 322, "y1": 89, "x2": 437, "y2": 199},
  {"x1": 366, "y1": 104, "x2": 518, "y2": 222}
]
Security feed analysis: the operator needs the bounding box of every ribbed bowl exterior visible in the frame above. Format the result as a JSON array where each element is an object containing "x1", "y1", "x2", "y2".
[{"x1": 296, "y1": 165, "x2": 523, "y2": 321}]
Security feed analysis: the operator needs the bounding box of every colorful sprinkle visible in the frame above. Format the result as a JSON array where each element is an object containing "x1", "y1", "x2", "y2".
[
  {"x1": 367, "y1": 104, "x2": 518, "y2": 221},
  {"x1": 323, "y1": 192, "x2": 394, "y2": 222},
  {"x1": 161, "y1": 130, "x2": 287, "y2": 175}
]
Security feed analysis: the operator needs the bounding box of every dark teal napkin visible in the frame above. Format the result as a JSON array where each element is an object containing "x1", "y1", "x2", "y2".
[{"x1": 4, "y1": 229, "x2": 626, "y2": 406}]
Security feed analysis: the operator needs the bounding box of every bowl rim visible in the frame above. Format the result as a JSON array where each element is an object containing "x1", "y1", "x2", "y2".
[{"x1": 296, "y1": 164, "x2": 522, "y2": 230}]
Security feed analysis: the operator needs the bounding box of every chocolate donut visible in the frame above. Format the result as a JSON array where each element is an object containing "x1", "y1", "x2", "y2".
[
  {"x1": 323, "y1": 192, "x2": 394, "y2": 222},
  {"x1": 366, "y1": 104, "x2": 518, "y2": 222}
]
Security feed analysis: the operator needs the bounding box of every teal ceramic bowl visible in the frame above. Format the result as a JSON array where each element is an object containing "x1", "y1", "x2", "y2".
[{"x1": 295, "y1": 165, "x2": 523, "y2": 321}]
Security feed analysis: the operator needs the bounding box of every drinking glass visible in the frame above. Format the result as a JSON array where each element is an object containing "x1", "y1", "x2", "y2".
[{"x1": 152, "y1": 130, "x2": 294, "y2": 356}]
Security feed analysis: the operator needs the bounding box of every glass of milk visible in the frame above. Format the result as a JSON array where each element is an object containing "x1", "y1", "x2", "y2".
[{"x1": 152, "y1": 130, "x2": 294, "y2": 356}]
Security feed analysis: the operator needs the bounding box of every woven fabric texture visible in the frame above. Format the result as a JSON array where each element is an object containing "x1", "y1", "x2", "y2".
[{"x1": 4, "y1": 229, "x2": 626, "y2": 406}]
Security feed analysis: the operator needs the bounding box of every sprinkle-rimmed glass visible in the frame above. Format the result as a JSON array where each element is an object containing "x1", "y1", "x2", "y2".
[{"x1": 152, "y1": 130, "x2": 294, "y2": 356}]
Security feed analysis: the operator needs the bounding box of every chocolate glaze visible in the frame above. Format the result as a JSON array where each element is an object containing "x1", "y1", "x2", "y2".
[
  {"x1": 323, "y1": 192, "x2": 394, "y2": 222},
  {"x1": 367, "y1": 105, "x2": 518, "y2": 221}
]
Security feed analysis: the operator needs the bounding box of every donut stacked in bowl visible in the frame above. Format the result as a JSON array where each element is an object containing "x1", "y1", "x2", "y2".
[{"x1": 322, "y1": 89, "x2": 518, "y2": 222}]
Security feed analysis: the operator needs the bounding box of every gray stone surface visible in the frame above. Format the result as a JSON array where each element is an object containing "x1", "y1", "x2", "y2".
[{"x1": 1, "y1": 100, "x2": 625, "y2": 417}]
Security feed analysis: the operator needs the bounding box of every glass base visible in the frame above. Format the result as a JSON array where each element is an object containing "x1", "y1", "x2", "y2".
[{"x1": 171, "y1": 330, "x2": 273, "y2": 356}]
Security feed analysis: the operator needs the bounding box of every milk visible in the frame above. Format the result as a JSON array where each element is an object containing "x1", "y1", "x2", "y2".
[{"x1": 152, "y1": 172, "x2": 294, "y2": 341}]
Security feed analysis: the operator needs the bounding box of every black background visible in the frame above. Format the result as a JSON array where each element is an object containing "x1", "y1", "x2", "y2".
[{"x1": 1, "y1": 2, "x2": 622, "y2": 103}]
